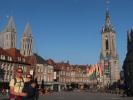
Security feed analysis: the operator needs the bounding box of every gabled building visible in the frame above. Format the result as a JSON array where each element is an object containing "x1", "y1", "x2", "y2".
[
  {"x1": 0, "y1": 47, "x2": 31, "y2": 82},
  {"x1": 27, "y1": 54, "x2": 54, "y2": 88}
]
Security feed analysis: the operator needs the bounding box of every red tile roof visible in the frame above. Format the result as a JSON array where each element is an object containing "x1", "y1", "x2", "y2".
[
  {"x1": 46, "y1": 59, "x2": 55, "y2": 65},
  {"x1": 5, "y1": 48, "x2": 23, "y2": 58},
  {"x1": 26, "y1": 55, "x2": 37, "y2": 65},
  {"x1": 0, "y1": 48, "x2": 10, "y2": 56},
  {"x1": 4, "y1": 48, "x2": 25, "y2": 62},
  {"x1": 0, "y1": 48, "x2": 29, "y2": 63},
  {"x1": 26, "y1": 53, "x2": 46, "y2": 65}
]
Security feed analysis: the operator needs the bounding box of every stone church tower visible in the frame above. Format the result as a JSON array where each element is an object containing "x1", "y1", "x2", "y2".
[
  {"x1": 100, "y1": 10, "x2": 120, "y2": 86},
  {"x1": 2, "y1": 16, "x2": 16, "y2": 49},
  {"x1": 20, "y1": 23, "x2": 33, "y2": 56}
]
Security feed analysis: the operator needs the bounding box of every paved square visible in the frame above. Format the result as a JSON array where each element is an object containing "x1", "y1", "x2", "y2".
[
  {"x1": 1, "y1": 91, "x2": 133, "y2": 100},
  {"x1": 39, "y1": 91, "x2": 133, "y2": 100}
]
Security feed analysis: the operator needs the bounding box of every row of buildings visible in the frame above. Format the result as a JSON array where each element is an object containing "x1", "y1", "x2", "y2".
[
  {"x1": 0, "y1": 8, "x2": 122, "y2": 91},
  {"x1": 0, "y1": 17, "x2": 92, "y2": 91}
]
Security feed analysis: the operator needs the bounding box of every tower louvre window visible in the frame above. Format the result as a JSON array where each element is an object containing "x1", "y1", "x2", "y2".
[{"x1": 106, "y1": 39, "x2": 109, "y2": 50}]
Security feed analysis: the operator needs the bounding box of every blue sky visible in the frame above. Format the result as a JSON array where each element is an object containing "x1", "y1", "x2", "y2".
[{"x1": 0, "y1": 0, "x2": 132, "y2": 68}]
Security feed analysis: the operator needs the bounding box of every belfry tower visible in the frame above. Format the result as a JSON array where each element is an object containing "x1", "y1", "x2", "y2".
[
  {"x1": 20, "y1": 23, "x2": 33, "y2": 56},
  {"x1": 3, "y1": 16, "x2": 16, "y2": 49},
  {"x1": 100, "y1": 10, "x2": 120, "y2": 85}
]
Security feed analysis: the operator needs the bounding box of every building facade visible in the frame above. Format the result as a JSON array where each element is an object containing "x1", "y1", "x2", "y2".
[
  {"x1": 49, "y1": 61, "x2": 90, "y2": 91},
  {"x1": 0, "y1": 16, "x2": 92, "y2": 91},
  {"x1": 123, "y1": 28, "x2": 133, "y2": 96},
  {"x1": 100, "y1": 10, "x2": 120, "y2": 86},
  {"x1": 27, "y1": 54, "x2": 54, "y2": 89},
  {"x1": 0, "y1": 48, "x2": 32, "y2": 82}
]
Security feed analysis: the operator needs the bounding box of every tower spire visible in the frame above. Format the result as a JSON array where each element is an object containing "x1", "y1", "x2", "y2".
[
  {"x1": 4, "y1": 16, "x2": 16, "y2": 32},
  {"x1": 105, "y1": 0, "x2": 110, "y2": 23},
  {"x1": 20, "y1": 22, "x2": 33, "y2": 57},
  {"x1": 103, "y1": 0, "x2": 114, "y2": 32},
  {"x1": 3, "y1": 16, "x2": 16, "y2": 49},
  {"x1": 23, "y1": 22, "x2": 32, "y2": 37},
  {"x1": 106, "y1": 0, "x2": 110, "y2": 11}
]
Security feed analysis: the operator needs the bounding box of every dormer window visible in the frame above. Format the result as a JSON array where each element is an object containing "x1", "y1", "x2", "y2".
[
  {"x1": 8, "y1": 56, "x2": 10, "y2": 61},
  {"x1": 1, "y1": 55, "x2": 5, "y2": 60},
  {"x1": 10, "y1": 57, "x2": 12, "y2": 61}
]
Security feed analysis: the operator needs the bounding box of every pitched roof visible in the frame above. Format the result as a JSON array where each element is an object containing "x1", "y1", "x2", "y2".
[
  {"x1": 0, "y1": 48, "x2": 29, "y2": 64},
  {"x1": 4, "y1": 48, "x2": 26, "y2": 62},
  {"x1": 46, "y1": 59, "x2": 55, "y2": 65},
  {"x1": 26, "y1": 53, "x2": 46, "y2": 65},
  {"x1": 0, "y1": 47, "x2": 11, "y2": 56},
  {"x1": 5, "y1": 48, "x2": 23, "y2": 58}
]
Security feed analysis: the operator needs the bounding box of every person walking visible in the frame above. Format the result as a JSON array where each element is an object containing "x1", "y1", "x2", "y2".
[
  {"x1": 21, "y1": 74, "x2": 37, "y2": 100},
  {"x1": 9, "y1": 68, "x2": 27, "y2": 100}
]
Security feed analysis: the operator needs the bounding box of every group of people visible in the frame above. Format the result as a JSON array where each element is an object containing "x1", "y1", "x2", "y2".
[{"x1": 9, "y1": 68, "x2": 39, "y2": 100}]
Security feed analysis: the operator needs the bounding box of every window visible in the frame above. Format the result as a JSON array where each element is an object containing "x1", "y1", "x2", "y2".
[
  {"x1": 106, "y1": 39, "x2": 109, "y2": 50},
  {"x1": 6, "y1": 35, "x2": 8, "y2": 39},
  {"x1": 2, "y1": 55, "x2": 5, "y2": 60},
  {"x1": 10, "y1": 57, "x2": 12, "y2": 61}
]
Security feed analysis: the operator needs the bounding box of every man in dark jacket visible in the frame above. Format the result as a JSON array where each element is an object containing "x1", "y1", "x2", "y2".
[{"x1": 21, "y1": 74, "x2": 36, "y2": 100}]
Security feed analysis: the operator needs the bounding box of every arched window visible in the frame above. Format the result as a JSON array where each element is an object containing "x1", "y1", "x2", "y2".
[{"x1": 105, "y1": 39, "x2": 109, "y2": 50}]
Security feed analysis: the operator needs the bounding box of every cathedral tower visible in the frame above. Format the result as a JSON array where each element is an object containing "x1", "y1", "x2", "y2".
[
  {"x1": 3, "y1": 16, "x2": 16, "y2": 49},
  {"x1": 20, "y1": 23, "x2": 33, "y2": 56},
  {"x1": 100, "y1": 10, "x2": 120, "y2": 85}
]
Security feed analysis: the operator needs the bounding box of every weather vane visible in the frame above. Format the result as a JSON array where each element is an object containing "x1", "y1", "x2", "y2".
[{"x1": 106, "y1": 0, "x2": 110, "y2": 10}]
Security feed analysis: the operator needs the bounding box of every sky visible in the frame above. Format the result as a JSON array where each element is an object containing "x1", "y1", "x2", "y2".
[{"x1": 0, "y1": 0, "x2": 132, "y2": 68}]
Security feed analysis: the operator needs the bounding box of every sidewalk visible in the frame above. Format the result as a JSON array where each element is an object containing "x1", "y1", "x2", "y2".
[{"x1": 0, "y1": 95, "x2": 9, "y2": 100}]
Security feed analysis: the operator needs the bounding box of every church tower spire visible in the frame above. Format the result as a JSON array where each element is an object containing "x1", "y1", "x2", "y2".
[
  {"x1": 3, "y1": 16, "x2": 16, "y2": 49},
  {"x1": 101, "y1": 10, "x2": 116, "y2": 59},
  {"x1": 100, "y1": 2, "x2": 120, "y2": 86},
  {"x1": 105, "y1": 10, "x2": 111, "y2": 32},
  {"x1": 20, "y1": 23, "x2": 33, "y2": 56}
]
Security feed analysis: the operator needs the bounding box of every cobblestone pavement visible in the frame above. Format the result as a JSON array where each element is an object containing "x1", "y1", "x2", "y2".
[
  {"x1": 39, "y1": 91, "x2": 133, "y2": 100},
  {"x1": 1, "y1": 91, "x2": 133, "y2": 100}
]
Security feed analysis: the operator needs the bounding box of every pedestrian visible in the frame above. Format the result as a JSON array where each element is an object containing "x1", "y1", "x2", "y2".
[
  {"x1": 23, "y1": 74, "x2": 32, "y2": 88},
  {"x1": 21, "y1": 77, "x2": 37, "y2": 100},
  {"x1": 9, "y1": 68, "x2": 27, "y2": 100},
  {"x1": 34, "y1": 79, "x2": 39, "y2": 100},
  {"x1": 23, "y1": 74, "x2": 39, "y2": 100}
]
